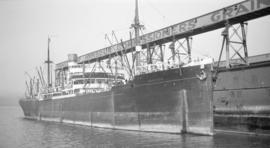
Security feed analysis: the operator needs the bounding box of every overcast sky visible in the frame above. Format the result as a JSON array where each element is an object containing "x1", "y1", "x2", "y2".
[{"x1": 0, "y1": 0, "x2": 269, "y2": 106}]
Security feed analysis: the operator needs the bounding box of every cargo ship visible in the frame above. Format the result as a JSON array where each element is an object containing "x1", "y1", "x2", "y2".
[{"x1": 19, "y1": 0, "x2": 270, "y2": 135}]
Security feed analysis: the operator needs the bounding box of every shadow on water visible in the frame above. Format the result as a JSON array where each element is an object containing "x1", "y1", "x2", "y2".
[
  {"x1": 215, "y1": 123, "x2": 270, "y2": 135},
  {"x1": 0, "y1": 107, "x2": 269, "y2": 148}
]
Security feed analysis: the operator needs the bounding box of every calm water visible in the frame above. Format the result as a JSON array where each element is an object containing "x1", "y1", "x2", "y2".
[{"x1": 0, "y1": 106, "x2": 269, "y2": 148}]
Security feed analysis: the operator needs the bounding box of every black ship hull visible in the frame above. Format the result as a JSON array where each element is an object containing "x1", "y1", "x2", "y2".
[{"x1": 20, "y1": 65, "x2": 214, "y2": 135}]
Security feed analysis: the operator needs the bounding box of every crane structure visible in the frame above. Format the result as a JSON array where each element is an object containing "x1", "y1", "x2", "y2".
[{"x1": 56, "y1": 0, "x2": 270, "y2": 71}]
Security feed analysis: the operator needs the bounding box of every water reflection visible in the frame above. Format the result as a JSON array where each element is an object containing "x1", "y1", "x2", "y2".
[{"x1": 0, "y1": 107, "x2": 269, "y2": 148}]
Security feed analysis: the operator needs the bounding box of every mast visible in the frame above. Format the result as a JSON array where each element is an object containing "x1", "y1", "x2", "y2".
[
  {"x1": 133, "y1": 0, "x2": 140, "y2": 45},
  {"x1": 45, "y1": 37, "x2": 52, "y2": 87},
  {"x1": 131, "y1": 0, "x2": 144, "y2": 74}
]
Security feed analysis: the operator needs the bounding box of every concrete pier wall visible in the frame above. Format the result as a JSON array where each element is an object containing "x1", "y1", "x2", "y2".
[{"x1": 214, "y1": 63, "x2": 270, "y2": 129}]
